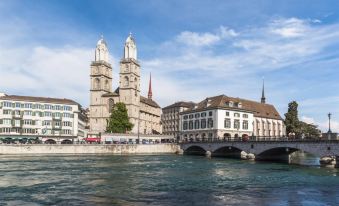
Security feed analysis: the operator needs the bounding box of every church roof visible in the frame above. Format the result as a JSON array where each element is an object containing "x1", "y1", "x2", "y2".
[
  {"x1": 140, "y1": 96, "x2": 160, "y2": 108},
  {"x1": 163, "y1": 101, "x2": 196, "y2": 110},
  {"x1": 0, "y1": 95, "x2": 79, "y2": 105},
  {"x1": 102, "y1": 92, "x2": 119, "y2": 97},
  {"x1": 183, "y1": 94, "x2": 283, "y2": 120}
]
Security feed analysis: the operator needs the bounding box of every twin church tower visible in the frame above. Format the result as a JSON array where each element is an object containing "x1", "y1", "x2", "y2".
[{"x1": 89, "y1": 33, "x2": 162, "y2": 135}]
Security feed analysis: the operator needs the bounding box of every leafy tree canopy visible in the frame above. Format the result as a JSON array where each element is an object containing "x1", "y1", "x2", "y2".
[
  {"x1": 106, "y1": 102, "x2": 134, "y2": 133},
  {"x1": 284, "y1": 101, "x2": 321, "y2": 138}
]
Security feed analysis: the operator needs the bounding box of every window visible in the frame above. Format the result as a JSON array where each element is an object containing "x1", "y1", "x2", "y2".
[
  {"x1": 55, "y1": 121, "x2": 61, "y2": 126},
  {"x1": 183, "y1": 121, "x2": 188, "y2": 130},
  {"x1": 44, "y1": 112, "x2": 52, "y2": 117},
  {"x1": 15, "y1": 103, "x2": 21, "y2": 108},
  {"x1": 243, "y1": 114, "x2": 248, "y2": 118},
  {"x1": 189, "y1": 121, "x2": 193, "y2": 130},
  {"x1": 43, "y1": 121, "x2": 51, "y2": 126},
  {"x1": 124, "y1": 76, "x2": 129, "y2": 87},
  {"x1": 207, "y1": 118, "x2": 213, "y2": 128},
  {"x1": 3, "y1": 102, "x2": 12, "y2": 107},
  {"x1": 95, "y1": 78, "x2": 101, "y2": 89},
  {"x1": 225, "y1": 111, "x2": 230, "y2": 116},
  {"x1": 209, "y1": 111, "x2": 213, "y2": 116},
  {"x1": 224, "y1": 118, "x2": 231, "y2": 128},
  {"x1": 63, "y1": 113, "x2": 73, "y2": 118},
  {"x1": 243, "y1": 120, "x2": 248, "y2": 130},
  {"x1": 2, "y1": 119, "x2": 11, "y2": 125},
  {"x1": 195, "y1": 113, "x2": 200, "y2": 118},
  {"x1": 234, "y1": 113, "x2": 240, "y2": 118},
  {"x1": 24, "y1": 111, "x2": 33, "y2": 116},
  {"x1": 201, "y1": 119, "x2": 206, "y2": 129},
  {"x1": 55, "y1": 105, "x2": 62, "y2": 110},
  {"x1": 3, "y1": 110, "x2": 11, "y2": 115},
  {"x1": 108, "y1": 99, "x2": 114, "y2": 113},
  {"x1": 201, "y1": 112, "x2": 206, "y2": 117},
  {"x1": 234, "y1": 120, "x2": 240, "y2": 129},
  {"x1": 194, "y1": 120, "x2": 200, "y2": 129},
  {"x1": 183, "y1": 115, "x2": 188, "y2": 120},
  {"x1": 189, "y1": 114, "x2": 193, "y2": 119}
]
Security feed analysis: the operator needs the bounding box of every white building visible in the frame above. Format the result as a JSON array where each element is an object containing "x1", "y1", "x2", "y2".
[
  {"x1": 179, "y1": 94, "x2": 286, "y2": 141},
  {"x1": 0, "y1": 93, "x2": 88, "y2": 143}
]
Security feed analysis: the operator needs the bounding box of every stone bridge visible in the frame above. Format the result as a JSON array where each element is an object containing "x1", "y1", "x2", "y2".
[{"x1": 180, "y1": 141, "x2": 339, "y2": 166}]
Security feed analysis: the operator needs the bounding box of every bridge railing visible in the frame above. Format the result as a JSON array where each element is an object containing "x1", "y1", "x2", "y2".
[{"x1": 180, "y1": 136, "x2": 339, "y2": 144}]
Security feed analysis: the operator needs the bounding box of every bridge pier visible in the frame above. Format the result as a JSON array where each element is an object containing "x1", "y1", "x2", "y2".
[
  {"x1": 320, "y1": 156, "x2": 336, "y2": 168},
  {"x1": 205, "y1": 151, "x2": 212, "y2": 158},
  {"x1": 240, "y1": 151, "x2": 255, "y2": 160}
]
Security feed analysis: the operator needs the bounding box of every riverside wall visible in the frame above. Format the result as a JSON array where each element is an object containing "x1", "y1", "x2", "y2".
[{"x1": 0, "y1": 144, "x2": 180, "y2": 155}]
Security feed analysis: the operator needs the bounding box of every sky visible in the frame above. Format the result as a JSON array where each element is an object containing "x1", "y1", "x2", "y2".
[{"x1": 1, "y1": 0, "x2": 339, "y2": 132}]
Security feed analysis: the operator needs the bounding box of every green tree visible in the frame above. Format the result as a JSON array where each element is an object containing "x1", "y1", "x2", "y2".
[
  {"x1": 299, "y1": 121, "x2": 321, "y2": 139},
  {"x1": 284, "y1": 101, "x2": 300, "y2": 135},
  {"x1": 106, "y1": 102, "x2": 134, "y2": 133}
]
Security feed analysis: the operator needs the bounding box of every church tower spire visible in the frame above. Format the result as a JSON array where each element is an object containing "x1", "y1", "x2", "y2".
[
  {"x1": 261, "y1": 78, "x2": 266, "y2": 104},
  {"x1": 148, "y1": 73, "x2": 152, "y2": 100}
]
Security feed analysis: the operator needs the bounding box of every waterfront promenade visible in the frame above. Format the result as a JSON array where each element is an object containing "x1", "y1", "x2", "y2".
[{"x1": 0, "y1": 143, "x2": 180, "y2": 154}]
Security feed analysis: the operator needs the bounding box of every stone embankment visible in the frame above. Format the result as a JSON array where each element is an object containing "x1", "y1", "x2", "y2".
[{"x1": 0, "y1": 144, "x2": 180, "y2": 155}]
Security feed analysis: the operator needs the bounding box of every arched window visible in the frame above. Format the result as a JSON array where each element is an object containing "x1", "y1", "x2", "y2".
[
  {"x1": 95, "y1": 78, "x2": 100, "y2": 89},
  {"x1": 105, "y1": 80, "x2": 109, "y2": 90},
  {"x1": 108, "y1": 98, "x2": 114, "y2": 113},
  {"x1": 124, "y1": 76, "x2": 129, "y2": 87}
]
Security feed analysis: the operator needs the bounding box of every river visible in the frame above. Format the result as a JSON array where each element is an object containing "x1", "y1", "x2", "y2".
[{"x1": 0, "y1": 154, "x2": 338, "y2": 205}]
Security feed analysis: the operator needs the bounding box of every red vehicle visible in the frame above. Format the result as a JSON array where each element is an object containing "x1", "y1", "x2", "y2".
[{"x1": 84, "y1": 137, "x2": 101, "y2": 144}]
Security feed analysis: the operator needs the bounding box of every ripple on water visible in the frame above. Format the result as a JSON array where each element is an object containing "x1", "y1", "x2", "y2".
[{"x1": 0, "y1": 155, "x2": 339, "y2": 206}]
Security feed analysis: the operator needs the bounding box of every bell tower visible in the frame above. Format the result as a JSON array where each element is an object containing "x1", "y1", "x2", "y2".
[
  {"x1": 89, "y1": 36, "x2": 113, "y2": 133},
  {"x1": 119, "y1": 33, "x2": 140, "y2": 133}
]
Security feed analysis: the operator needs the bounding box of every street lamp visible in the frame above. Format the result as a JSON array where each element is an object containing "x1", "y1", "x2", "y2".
[{"x1": 327, "y1": 113, "x2": 332, "y2": 140}]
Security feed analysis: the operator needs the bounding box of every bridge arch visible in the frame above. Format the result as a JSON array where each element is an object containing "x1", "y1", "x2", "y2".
[
  {"x1": 184, "y1": 145, "x2": 207, "y2": 156},
  {"x1": 212, "y1": 146, "x2": 243, "y2": 158},
  {"x1": 256, "y1": 146, "x2": 318, "y2": 162}
]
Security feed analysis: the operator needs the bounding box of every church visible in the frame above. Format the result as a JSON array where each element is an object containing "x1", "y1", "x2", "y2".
[{"x1": 89, "y1": 34, "x2": 162, "y2": 135}]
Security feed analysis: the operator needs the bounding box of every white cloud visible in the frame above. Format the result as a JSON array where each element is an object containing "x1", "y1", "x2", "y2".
[
  {"x1": 175, "y1": 26, "x2": 238, "y2": 47},
  {"x1": 269, "y1": 18, "x2": 310, "y2": 38},
  {"x1": 301, "y1": 116, "x2": 316, "y2": 124},
  {"x1": 0, "y1": 46, "x2": 93, "y2": 105}
]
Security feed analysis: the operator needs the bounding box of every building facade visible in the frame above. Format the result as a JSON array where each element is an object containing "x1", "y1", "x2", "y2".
[
  {"x1": 162, "y1": 102, "x2": 196, "y2": 138},
  {"x1": 0, "y1": 93, "x2": 87, "y2": 143},
  {"x1": 179, "y1": 95, "x2": 286, "y2": 141},
  {"x1": 89, "y1": 34, "x2": 162, "y2": 135}
]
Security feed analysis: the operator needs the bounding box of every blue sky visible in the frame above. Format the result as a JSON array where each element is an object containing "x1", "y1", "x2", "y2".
[{"x1": 1, "y1": 0, "x2": 339, "y2": 131}]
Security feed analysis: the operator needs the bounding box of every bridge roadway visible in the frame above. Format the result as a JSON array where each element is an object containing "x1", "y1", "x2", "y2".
[{"x1": 180, "y1": 140, "x2": 339, "y2": 166}]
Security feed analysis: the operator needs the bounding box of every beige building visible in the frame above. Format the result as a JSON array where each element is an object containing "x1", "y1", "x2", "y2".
[
  {"x1": 89, "y1": 34, "x2": 162, "y2": 135},
  {"x1": 162, "y1": 101, "x2": 196, "y2": 138}
]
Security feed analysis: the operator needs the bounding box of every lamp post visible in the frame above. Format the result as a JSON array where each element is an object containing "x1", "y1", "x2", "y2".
[
  {"x1": 137, "y1": 109, "x2": 140, "y2": 144},
  {"x1": 328, "y1": 113, "x2": 332, "y2": 140}
]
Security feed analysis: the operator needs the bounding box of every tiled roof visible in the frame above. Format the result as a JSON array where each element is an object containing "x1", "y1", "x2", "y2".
[
  {"x1": 0, "y1": 95, "x2": 79, "y2": 105},
  {"x1": 184, "y1": 94, "x2": 283, "y2": 120},
  {"x1": 163, "y1": 101, "x2": 196, "y2": 110},
  {"x1": 140, "y1": 96, "x2": 160, "y2": 108}
]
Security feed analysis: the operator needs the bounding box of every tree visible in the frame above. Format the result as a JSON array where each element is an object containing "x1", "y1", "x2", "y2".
[
  {"x1": 284, "y1": 101, "x2": 321, "y2": 138},
  {"x1": 299, "y1": 121, "x2": 321, "y2": 139},
  {"x1": 284, "y1": 101, "x2": 300, "y2": 135},
  {"x1": 106, "y1": 102, "x2": 134, "y2": 133}
]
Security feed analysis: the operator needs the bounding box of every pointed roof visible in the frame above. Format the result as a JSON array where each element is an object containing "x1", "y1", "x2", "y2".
[
  {"x1": 261, "y1": 78, "x2": 266, "y2": 104},
  {"x1": 148, "y1": 73, "x2": 152, "y2": 99}
]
